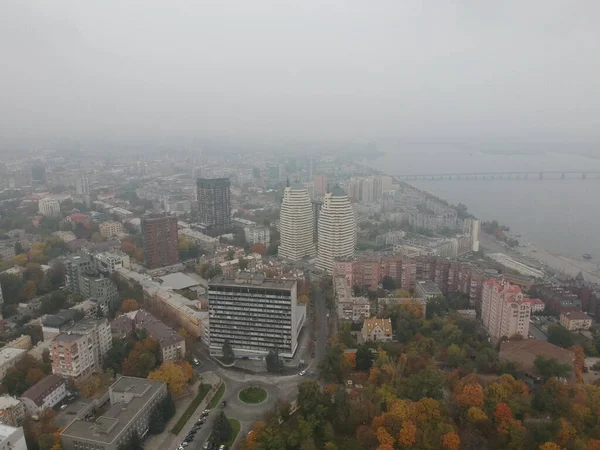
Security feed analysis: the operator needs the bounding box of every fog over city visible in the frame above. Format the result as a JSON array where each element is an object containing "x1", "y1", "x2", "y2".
[{"x1": 2, "y1": 0, "x2": 600, "y2": 149}]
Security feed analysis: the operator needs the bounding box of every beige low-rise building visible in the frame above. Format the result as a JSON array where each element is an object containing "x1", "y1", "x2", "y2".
[
  {"x1": 99, "y1": 221, "x2": 124, "y2": 238},
  {"x1": 361, "y1": 318, "x2": 393, "y2": 343},
  {"x1": 0, "y1": 396, "x2": 25, "y2": 426},
  {"x1": 4, "y1": 335, "x2": 32, "y2": 351},
  {"x1": 560, "y1": 310, "x2": 593, "y2": 331},
  {"x1": 0, "y1": 349, "x2": 26, "y2": 381},
  {"x1": 334, "y1": 277, "x2": 370, "y2": 322}
]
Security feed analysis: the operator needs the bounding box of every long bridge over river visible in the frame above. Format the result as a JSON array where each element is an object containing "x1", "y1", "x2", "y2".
[{"x1": 395, "y1": 171, "x2": 600, "y2": 181}]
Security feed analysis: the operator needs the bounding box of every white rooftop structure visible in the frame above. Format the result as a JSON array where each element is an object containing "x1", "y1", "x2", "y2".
[{"x1": 159, "y1": 272, "x2": 202, "y2": 290}]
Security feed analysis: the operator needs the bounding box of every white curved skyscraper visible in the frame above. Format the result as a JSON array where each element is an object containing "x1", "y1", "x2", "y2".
[
  {"x1": 316, "y1": 185, "x2": 356, "y2": 273},
  {"x1": 279, "y1": 184, "x2": 315, "y2": 261}
]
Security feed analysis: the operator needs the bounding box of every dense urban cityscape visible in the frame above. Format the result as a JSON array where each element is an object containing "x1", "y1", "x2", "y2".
[
  {"x1": 0, "y1": 148, "x2": 598, "y2": 450},
  {"x1": 2, "y1": 1, "x2": 600, "y2": 450}
]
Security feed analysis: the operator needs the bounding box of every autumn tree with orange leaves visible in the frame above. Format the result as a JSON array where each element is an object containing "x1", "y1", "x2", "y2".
[{"x1": 442, "y1": 432, "x2": 461, "y2": 450}]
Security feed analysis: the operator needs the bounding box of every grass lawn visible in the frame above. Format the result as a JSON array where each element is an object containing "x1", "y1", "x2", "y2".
[
  {"x1": 225, "y1": 418, "x2": 241, "y2": 446},
  {"x1": 239, "y1": 386, "x2": 267, "y2": 404},
  {"x1": 207, "y1": 384, "x2": 225, "y2": 409},
  {"x1": 171, "y1": 384, "x2": 212, "y2": 435}
]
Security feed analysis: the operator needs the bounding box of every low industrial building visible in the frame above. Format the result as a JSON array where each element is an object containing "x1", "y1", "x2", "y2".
[
  {"x1": 20, "y1": 374, "x2": 67, "y2": 415},
  {"x1": 60, "y1": 377, "x2": 167, "y2": 450},
  {"x1": 415, "y1": 280, "x2": 443, "y2": 300}
]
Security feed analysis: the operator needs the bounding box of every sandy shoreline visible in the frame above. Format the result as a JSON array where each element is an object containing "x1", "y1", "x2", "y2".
[{"x1": 480, "y1": 233, "x2": 600, "y2": 285}]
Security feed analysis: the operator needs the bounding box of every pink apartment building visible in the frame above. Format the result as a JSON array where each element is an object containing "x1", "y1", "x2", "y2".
[{"x1": 481, "y1": 278, "x2": 531, "y2": 341}]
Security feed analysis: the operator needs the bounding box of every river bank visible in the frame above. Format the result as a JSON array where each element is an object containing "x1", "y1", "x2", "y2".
[{"x1": 480, "y1": 229, "x2": 600, "y2": 285}]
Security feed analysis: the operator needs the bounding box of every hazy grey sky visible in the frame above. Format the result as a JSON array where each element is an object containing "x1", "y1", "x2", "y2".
[{"x1": 1, "y1": 0, "x2": 599, "y2": 147}]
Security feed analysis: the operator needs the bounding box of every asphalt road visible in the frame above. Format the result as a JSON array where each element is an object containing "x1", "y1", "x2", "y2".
[{"x1": 312, "y1": 281, "x2": 329, "y2": 366}]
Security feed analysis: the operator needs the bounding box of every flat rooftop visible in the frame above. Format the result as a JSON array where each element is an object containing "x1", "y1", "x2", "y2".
[
  {"x1": 61, "y1": 377, "x2": 164, "y2": 445},
  {"x1": 211, "y1": 273, "x2": 296, "y2": 290},
  {"x1": 416, "y1": 280, "x2": 443, "y2": 295},
  {"x1": 0, "y1": 348, "x2": 26, "y2": 366},
  {"x1": 159, "y1": 272, "x2": 202, "y2": 290}
]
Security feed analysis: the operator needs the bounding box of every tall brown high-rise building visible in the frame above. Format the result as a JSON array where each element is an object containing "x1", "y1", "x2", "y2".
[
  {"x1": 313, "y1": 174, "x2": 327, "y2": 196},
  {"x1": 196, "y1": 178, "x2": 231, "y2": 230},
  {"x1": 141, "y1": 215, "x2": 179, "y2": 268}
]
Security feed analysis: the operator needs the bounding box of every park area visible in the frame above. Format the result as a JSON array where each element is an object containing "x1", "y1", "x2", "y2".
[{"x1": 239, "y1": 386, "x2": 267, "y2": 404}]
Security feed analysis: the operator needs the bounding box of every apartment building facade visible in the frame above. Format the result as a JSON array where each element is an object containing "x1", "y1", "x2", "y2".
[
  {"x1": 141, "y1": 215, "x2": 179, "y2": 269},
  {"x1": 316, "y1": 186, "x2": 356, "y2": 273},
  {"x1": 50, "y1": 319, "x2": 112, "y2": 380},
  {"x1": 208, "y1": 273, "x2": 305, "y2": 359},
  {"x1": 99, "y1": 221, "x2": 123, "y2": 238},
  {"x1": 481, "y1": 279, "x2": 532, "y2": 341},
  {"x1": 196, "y1": 178, "x2": 231, "y2": 230},
  {"x1": 65, "y1": 254, "x2": 119, "y2": 304},
  {"x1": 279, "y1": 184, "x2": 315, "y2": 261}
]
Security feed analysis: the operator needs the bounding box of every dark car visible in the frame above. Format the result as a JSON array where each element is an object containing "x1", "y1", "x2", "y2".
[{"x1": 221, "y1": 401, "x2": 227, "y2": 408}]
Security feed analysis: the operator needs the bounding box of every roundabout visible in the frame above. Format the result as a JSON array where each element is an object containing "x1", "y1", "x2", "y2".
[{"x1": 238, "y1": 386, "x2": 268, "y2": 404}]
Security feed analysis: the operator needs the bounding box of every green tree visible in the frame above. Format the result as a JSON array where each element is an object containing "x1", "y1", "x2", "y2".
[
  {"x1": 398, "y1": 365, "x2": 445, "y2": 401},
  {"x1": 319, "y1": 345, "x2": 344, "y2": 382},
  {"x1": 148, "y1": 407, "x2": 165, "y2": 434},
  {"x1": 547, "y1": 324, "x2": 575, "y2": 348},
  {"x1": 211, "y1": 411, "x2": 232, "y2": 443},
  {"x1": 222, "y1": 339, "x2": 235, "y2": 364},
  {"x1": 117, "y1": 430, "x2": 142, "y2": 450},
  {"x1": 381, "y1": 276, "x2": 396, "y2": 291},
  {"x1": 355, "y1": 345, "x2": 374, "y2": 371},
  {"x1": 297, "y1": 380, "x2": 323, "y2": 416},
  {"x1": 266, "y1": 347, "x2": 284, "y2": 372},
  {"x1": 534, "y1": 356, "x2": 572, "y2": 378}
]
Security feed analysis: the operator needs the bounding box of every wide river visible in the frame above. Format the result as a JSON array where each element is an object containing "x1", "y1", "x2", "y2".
[{"x1": 370, "y1": 147, "x2": 600, "y2": 261}]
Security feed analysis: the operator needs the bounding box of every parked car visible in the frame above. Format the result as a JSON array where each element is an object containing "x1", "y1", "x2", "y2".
[
  {"x1": 193, "y1": 357, "x2": 200, "y2": 365},
  {"x1": 299, "y1": 370, "x2": 307, "y2": 376},
  {"x1": 221, "y1": 401, "x2": 227, "y2": 408},
  {"x1": 60, "y1": 404, "x2": 68, "y2": 411}
]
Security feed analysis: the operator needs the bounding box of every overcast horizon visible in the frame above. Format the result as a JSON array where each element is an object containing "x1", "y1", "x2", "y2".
[{"x1": 2, "y1": 0, "x2": 600, "y2": 151}]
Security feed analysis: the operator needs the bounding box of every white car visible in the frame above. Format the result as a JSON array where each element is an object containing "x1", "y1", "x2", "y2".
[{"x1": 299, "y1": 370, "x2": 307, "y2": 376}]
